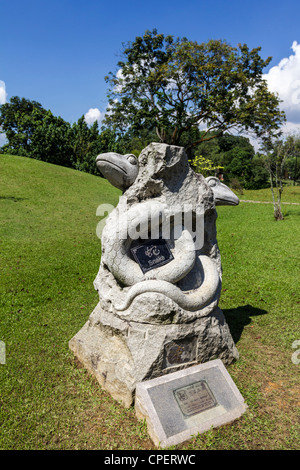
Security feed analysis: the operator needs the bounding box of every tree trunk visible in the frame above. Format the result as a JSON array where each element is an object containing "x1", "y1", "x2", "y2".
[{"x1": 268, "y1": 163, "x2": 284, "y2": 221}]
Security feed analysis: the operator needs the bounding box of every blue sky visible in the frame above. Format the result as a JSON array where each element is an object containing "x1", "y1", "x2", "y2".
[{"x1": 1, "y1": 0, "x2": 300, "y2": 140}]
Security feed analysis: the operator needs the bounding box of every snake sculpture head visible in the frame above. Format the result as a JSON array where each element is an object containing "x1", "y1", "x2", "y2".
[
  {"x1": 96, "y1": 153, "x2": 239, "y2": 205},
  {"x1": 205, "y1": 176, "x2": 240, "y2": 206},
  {"x1": 96, "y1": 152, "x2": 139, "y2": 191},
  {"x1": 94, "y1": 143, "x2": 239, "y2": 323}
]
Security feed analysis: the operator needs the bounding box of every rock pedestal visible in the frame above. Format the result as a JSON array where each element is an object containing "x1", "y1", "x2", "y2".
[
  {"x1": 69, "y1": 303, "x2": 238, "y2": 407},
  {"x1": 69, "y1": 143, "x2": 239, "y2": 407}
]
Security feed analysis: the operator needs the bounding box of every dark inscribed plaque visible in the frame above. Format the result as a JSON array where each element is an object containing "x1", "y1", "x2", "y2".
[
  {"x1": 130, "y1": 239, "x2": 174, "y2": 274},
  {"x1": 163, "y1": 338, "x2": 197, "y2": 369},
  {"x1": 174, "y1": 380, "x2": 217, "y2": 417}
]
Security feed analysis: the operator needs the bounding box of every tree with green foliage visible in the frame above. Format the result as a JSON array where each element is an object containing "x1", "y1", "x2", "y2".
[
  {"x1": 70, "y1": 116, "x2": 100, "y2": 173},
  {"x1": 262, "y1": 135, "x2": 296, "y2": 220},
  {"x1": 195, "y1": 133, "x2": 269, "y2": 189},
  {"x1": 246, "y1": 154, "x2": 270, "y2": 189},
  {"x1": 217, "y1": 134, "x2": 255, "y2": 187},
  {"x1": 0, "y1": 96, "x2": 47, "y2": 155},
  {"x1": 0, "y1": 96, "x2": 74, "y2": 167},
  {"x1": 284, "y1": 135, "x2": 300, "y2": 185},
  {"x1": 104, "y1": 29, "x2": 286, "y2": 151},
  {"x1": 0, "y1": 97, "x2": 106, "y2": 173},
  {"x1": 30, "y1": 110, "x2": 73, "y2": 167},
  {"x1": 188, "y1": 154, "x2": 223, "y2": 177}
]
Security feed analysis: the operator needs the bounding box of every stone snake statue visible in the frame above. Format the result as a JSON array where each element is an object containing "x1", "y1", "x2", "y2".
[
  {"x1": 95, "y1": 144, "x2": 239, "y2": 316},
  {"x1": 102, "y1": 199, "x2": 196, "y2": 287}
]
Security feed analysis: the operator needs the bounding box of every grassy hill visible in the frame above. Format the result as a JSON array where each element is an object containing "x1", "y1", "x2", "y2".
[{"x1": 0, "y1": 154, "x2": 299, "y2": 450}]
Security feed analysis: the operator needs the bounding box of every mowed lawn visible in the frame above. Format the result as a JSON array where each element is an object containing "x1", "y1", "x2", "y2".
[{"x1": 0, "y1": 154, "x2": 299, "y2": 450}]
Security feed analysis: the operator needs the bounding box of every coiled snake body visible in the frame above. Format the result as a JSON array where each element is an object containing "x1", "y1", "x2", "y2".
[
  {"x1": 96, "y1": 146, "x2": 238, "y2": 313},
  {"x1": 101, "y1": 199, "x2": 220, "y2": 312}
]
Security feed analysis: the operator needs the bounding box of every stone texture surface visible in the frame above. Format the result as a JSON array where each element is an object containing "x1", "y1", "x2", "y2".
[
  {"x1": 69, "y1": 143, "x2": 240, "y2": 407},
  {"x1": 69, "y1": 303, "x2": 239, "y2": 407}
]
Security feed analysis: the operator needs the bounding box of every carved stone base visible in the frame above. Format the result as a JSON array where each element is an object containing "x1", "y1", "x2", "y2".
[{"x1": 69, "y1": 302, "x2": 238, "y2": 407}]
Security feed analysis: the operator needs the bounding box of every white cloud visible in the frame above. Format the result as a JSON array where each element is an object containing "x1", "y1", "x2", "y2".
[
  {"x1": 263, "y1": 41, "x2": 300, "y2": 130},
  {"x1": 116, "y1": 68, "x2": 124, "y2": 80},
  {"x1": 0, "y1": 80, "x2": 7, "y2": 105},
  {"x1": 0, "y1": 133, "x2": 7, "y2": 147},
  {"x1": 0, "y1": 80, "x2": 7, "y2": 147},
  {"x1": 280, "y1": 120, "x2": 300, "y2": 137},
  {"x1": 84, "y1": 108, "x2": 103, "y2": 126}
]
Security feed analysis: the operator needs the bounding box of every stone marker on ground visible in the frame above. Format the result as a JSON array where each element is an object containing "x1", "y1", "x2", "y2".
[{"x1": 135, "y1": 359, "x2": 247, "y2": 448}]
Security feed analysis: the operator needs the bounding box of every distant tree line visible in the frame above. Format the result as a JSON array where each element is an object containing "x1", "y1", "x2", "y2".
[
  {"x1": 1, "y1": 95, "x2": 299, "y2": 192},
  {"x1": 2, "y1": 30, "x2": 300, "y2": 193},
  {"x1": 0, "y1": 96, "x2": 117, "y2": 175}
]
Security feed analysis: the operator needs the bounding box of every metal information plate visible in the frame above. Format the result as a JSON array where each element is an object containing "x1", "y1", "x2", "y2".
[
  {"x1": 130, "y1": 239, "x2": 174, "y2": 274},
  {"x1": 173, "y1": 380, "x2": 217, "y2": 417},
  {"x1": 163, "y1": 338, "x2": 197, "y2": 369}
]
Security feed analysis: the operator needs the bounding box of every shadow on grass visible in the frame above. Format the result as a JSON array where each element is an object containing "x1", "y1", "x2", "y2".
[
  {"x1": 0, "y1": 196, "x2": 27, "y2": 201},
  {"x1": 223, "y1": 304, "x2": 267, "y2": 344},
  {"x1": 282, "y1": 210, "x2": 300, "y2": 217}
]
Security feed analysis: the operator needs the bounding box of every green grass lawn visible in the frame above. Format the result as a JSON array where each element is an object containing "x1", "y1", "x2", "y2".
[
  {"x1": 0, "y1": 154, "x2": 299, "y2": 450},
  {"x1": 238, "y1": 184, "x2": 300, "y2": 204}
]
